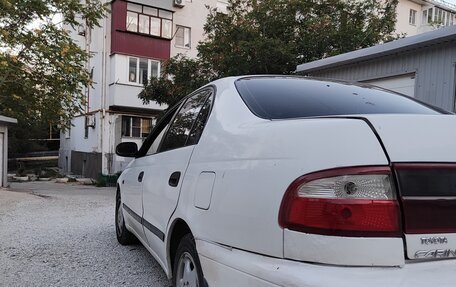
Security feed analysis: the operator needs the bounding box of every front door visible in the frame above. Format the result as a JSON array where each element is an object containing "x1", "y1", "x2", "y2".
[{"x1": 140, "y1": 89, "x2": 214, "y2": 265}]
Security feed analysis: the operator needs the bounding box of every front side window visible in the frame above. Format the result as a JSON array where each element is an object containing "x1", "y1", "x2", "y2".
[{"x1": 159, "y1": 90, "x2": 212, "y2": 152}]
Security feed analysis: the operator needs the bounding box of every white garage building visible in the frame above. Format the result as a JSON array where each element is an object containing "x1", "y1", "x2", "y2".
[
  {"x1": 0, "y1": 115, "x2": 17, "y2": 187},
  {"x1": 297, "y1": 25, "x2": 456, "y2": 111}
]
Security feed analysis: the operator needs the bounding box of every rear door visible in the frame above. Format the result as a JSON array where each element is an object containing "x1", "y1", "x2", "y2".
[
  {"x1": 0, "y1": 133, "x2": 3, "y2": 187},
  {"x1": 141, "y1": 89, "x2": 214, "y2": 264},
  {"x1": 363, "y1": 114, "x2": 456, "y2": 261}
]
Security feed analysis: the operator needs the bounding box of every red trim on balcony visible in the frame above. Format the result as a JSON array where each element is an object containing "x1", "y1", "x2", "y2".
[{"x1": 111, "y1": 0, "x2": 170, "y2": 60}]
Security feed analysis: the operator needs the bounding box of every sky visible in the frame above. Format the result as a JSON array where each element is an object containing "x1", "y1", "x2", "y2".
[{"x1": 442, "y1": 0, "x2": 456, "y2": 5}]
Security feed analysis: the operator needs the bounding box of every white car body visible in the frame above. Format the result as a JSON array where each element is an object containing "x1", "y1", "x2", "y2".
[{"x1": 117, "y1": 76, "x2": 456, "y2": 286}]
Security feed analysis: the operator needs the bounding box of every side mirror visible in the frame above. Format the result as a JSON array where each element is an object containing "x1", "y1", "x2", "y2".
[{"x1": 116, "y1": 142, "x2": 138, "y2": 157}]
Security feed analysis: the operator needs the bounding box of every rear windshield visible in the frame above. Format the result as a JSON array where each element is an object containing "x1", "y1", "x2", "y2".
[{"x1": 235, "y1": 77, "x2": 442, "y2": 119}]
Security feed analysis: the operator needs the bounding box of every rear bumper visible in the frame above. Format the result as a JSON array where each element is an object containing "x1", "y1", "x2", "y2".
[{"x1": 196, "y1": 239, "x2": 456, "y2": 287}]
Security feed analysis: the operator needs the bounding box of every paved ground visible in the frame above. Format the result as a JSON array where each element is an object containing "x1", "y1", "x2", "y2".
[{"x1": 0, "y1": 181, "x2": 170, "y2": 287}]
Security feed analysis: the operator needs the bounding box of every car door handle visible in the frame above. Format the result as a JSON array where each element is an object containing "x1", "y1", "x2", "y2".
[
  {"x1": 138, "y1": 171, "x2": 144, "y2": 182},
  {"x1": 168, "y1": 171, "x2": 181, "y2": 187}
]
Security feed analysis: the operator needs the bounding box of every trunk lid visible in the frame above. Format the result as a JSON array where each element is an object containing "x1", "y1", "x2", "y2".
[{"x1": 362, "y1": 114, "x2": 456, "y2": 261}]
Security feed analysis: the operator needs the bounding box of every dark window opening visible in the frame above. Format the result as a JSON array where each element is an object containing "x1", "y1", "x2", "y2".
[
  {"x1": 235, "y1": 77, "x2": 442, "y2": 120},
  {"x1": 159, "y1": 90, "x2": 212, "y2": 152}
]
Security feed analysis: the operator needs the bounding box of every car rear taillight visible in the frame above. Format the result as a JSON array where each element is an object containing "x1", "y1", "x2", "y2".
[{"x1": 279, "y1": 166, "x2": 401, "y2": 237}]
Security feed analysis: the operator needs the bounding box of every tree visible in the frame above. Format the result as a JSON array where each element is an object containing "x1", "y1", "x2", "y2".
[
  {"x1": 139, "y1": 54, "x2": 215, "y2": 107},
  {"x1": 141, "y1": 0, "x2": 398, "y2": 106},
  {"x1": 0, "y1": 0, "x2": 106, "y2": 128}
]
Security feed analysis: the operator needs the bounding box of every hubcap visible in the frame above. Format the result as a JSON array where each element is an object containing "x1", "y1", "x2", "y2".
[{"x1": 176, "y1": 252, "x2": 199, "y2": 287}]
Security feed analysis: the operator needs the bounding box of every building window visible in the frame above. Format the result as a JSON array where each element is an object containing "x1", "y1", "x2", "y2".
[
  {"x1": 121, "y1": 116, "x2": 153, "y2": 138},
  {"x1": 126, "y1": 11, "x2": 138, "y2": 32},
  {"x1": 409, "y1": 9, "x2": 417, "y2": 25},
  {"x1": 128, "y1": 57, "x2": 160, "y2": 85},
  {"x1": 126, "y1": 2, "x2": 173, "y2": 39},
  {"x1": 423, "y1": 7, "x2": 455, "y2": 26},
  {"x1": 84, "y1": 117, "x2": 89, "y2": 138},
  {"x1": 422, "y1": 10, "x2": 428, "y2": 24},
  {"x1": 175, "y1": 26, "x2": 191, "y2": 48}
]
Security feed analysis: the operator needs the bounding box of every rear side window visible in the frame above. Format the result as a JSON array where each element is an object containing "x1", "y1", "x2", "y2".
[
  {"x1": 186, "y1": 95, "x2": 214, "y2": 146},
  {"x1": 235, "y1": 77, "x2": 442, "y2": 119},
  {"x1": 159, "y1": 89, "x2": 212, "y2": 152}
]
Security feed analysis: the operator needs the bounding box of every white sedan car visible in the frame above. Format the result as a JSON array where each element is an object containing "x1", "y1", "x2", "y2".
[{"x1": 115, "y1": 76, "x2": 456, "y2": 287}]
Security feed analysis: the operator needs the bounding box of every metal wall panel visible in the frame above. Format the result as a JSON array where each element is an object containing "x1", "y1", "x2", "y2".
[{"x1": 308, "y1": 41, "x2": 456, "y2": 112}]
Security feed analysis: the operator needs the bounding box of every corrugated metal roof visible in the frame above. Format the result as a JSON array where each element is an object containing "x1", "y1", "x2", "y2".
[
  {"x1": 0, "y1": 115, "x2": 18, "y2": 124},
  {"x1": 297, "y1": 25, "x2": 456, "y2": 73}
]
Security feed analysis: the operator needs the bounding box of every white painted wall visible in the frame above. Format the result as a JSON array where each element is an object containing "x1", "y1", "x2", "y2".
[
  {"x1": 396, "y1": 0, "x2": 423, "y2": 36},
  {"x1": 396, "y1": 0, "x2": 456, "y2": 37},
  {"x1": 171, "y1": 0, "x2": 222, "y2": 58},
  {"x1": 108, "y1": 54, "x2": 167, "y2": 110}
]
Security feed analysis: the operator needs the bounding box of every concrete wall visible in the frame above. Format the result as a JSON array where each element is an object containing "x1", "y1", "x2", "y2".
[
  {"x1": 308, "y1": 41, "x2": 456, "y2": 112},
  {"x1": 395, "y1": 0, "x2": 456, "y2": 37},
  {"x1": 70, "y1": 151, "x2": 102, "y2": 179},
  {"x1": 396, "y1": 0, "x2": 423, "y2": 36},
  {"x1": 171, "y1": 0, "x2": 218, "y2": 58}
]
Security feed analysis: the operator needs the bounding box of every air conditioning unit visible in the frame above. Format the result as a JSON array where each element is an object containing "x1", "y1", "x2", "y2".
[{"x1": 174, "y1": 0, "x2": 185, "y2": 8}]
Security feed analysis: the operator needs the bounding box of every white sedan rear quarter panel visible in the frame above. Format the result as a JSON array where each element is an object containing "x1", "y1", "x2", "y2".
[{"x1": 172, "y1": 79, "x2": 401, "y2": 265}]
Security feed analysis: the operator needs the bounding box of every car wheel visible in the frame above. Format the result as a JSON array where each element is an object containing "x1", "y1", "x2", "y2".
[
  {"x1": 173, "y1": 234, "x2": 205, "y2": 287},
  {"x1": 115, "y1": 189, "x2": 137, "y2": 245}
]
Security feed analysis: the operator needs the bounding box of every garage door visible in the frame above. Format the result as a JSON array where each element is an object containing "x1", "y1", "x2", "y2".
[
  {"x1": 364, "y1": 74, "x2": 416, "y2": 97},
  {"x1": 0, "y1": 133, "x2": 3, "y2": 187}
]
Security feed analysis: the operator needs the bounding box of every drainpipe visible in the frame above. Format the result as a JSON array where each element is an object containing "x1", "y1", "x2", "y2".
[{"x1": 100, "y1": 11, "x2": 108, "y2": 176}]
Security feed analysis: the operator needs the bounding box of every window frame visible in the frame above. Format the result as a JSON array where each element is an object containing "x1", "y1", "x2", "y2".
[
  {"x1": 136, "y1": 86, "x2": 216, "y2": 158},
  {"x1": 409, "y1": 9, "x2": 417, "y2": 25},
  {"x1": 157, "y1": 90, "x2": 213, "y2": 153},
  {"x1": 127, "y1": 57, "x2": 161, "y2": 85},
  {"x1": 121, "y1": 115, "x2": 153, "y2": 139},
  {"x1": 125, "y1": 3, "x2": 173, "y2": 39},
  {"x1": 175, "y1": 25, "x2": 191, "y2": 48}
]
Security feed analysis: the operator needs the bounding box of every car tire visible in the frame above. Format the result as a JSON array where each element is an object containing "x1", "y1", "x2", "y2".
[
  {"x1": 173, "y1": 234, "x2": 206, "y2": 287},
  {"x1": 115, "y1": 189, "x2": 137, "y2": 245}
]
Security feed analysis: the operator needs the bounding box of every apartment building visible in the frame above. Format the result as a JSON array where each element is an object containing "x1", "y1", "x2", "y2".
[
  {"x1": 59, "y1": 0, "x2": 228, "y2": 179},
  {"x1": 60, "y1": 0, "x2": 455, "y2": 179},
  {"x1": 396, "y1": 0, "x2": 456, "y2": 36}
]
